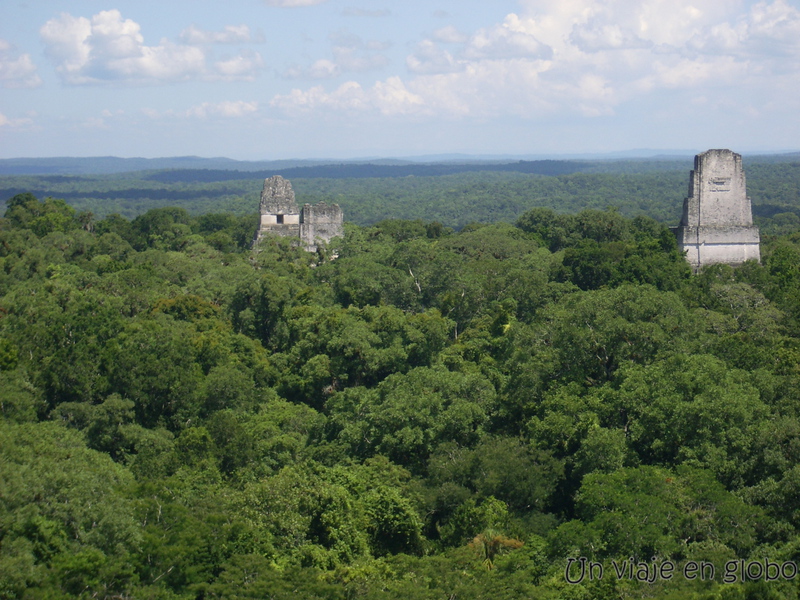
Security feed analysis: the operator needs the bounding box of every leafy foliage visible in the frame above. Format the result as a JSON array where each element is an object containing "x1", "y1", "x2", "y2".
[{"x1": 3, "y1": 188, "x2": 800, "y2": 599}]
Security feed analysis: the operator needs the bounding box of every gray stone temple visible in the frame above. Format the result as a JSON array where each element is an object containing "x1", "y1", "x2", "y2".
[
  {"x1": 254, "y1": 175, "x2": 343, "y2": 252},
  {"x1": 673, "y1": 149, "x2": 761, "y2": 270}
]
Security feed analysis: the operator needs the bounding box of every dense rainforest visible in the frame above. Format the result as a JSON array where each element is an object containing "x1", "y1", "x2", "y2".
[
  {"x1": 2, "y1": 180, "x2": 800, "y2": 599},
  {"x1": 2, "y1": 156, "x2": 800, "y2": 231}
]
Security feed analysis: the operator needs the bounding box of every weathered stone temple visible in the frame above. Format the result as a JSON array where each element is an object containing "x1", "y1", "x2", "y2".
[
  {"x1": 254, "y1": 175, "x2": 343, "y2": 252},
  {"x1": 673, "y1": 149, "x2": 760, "y2": 270}
]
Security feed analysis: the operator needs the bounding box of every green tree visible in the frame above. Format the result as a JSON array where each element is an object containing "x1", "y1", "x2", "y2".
[
  {"x1": 105, "y1": 317, "x2": 204, "y2": 429},
  {"x1": 552, "y1": 466, "x2": 764, "y2": 561},
  {"x1": 325, "y1": 366, "x2": 495, "y2": 471}
]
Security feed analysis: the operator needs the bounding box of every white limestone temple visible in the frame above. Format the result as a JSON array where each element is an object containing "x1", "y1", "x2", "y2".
[
  {"x1": 673, "y1": 149, "x2": 761, "y2": 270},
  {"x1": 254, "y1": 175, "x2": 343, "y2": 252}
]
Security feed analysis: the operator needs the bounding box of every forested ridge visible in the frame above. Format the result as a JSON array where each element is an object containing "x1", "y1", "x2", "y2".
[
  {"x1": 3, "y1": 189, "x2": 800, "y2": 599},
  {"x1": 2, "y1": 157, "x2": 800, "y2": 232}
]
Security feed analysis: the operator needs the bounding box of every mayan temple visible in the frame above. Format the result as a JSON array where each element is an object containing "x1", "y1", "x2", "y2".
[
  {"x1": 673, "y1": 149, "x2": 761, "y2": 270},
  {"x1": 254, "y1": 175, "x2": 343, "y2": 252}
]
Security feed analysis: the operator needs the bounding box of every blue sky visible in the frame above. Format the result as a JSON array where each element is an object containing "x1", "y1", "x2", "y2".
[{"x1": 1, "y1": 0, "x2": 799, "y2": 159}]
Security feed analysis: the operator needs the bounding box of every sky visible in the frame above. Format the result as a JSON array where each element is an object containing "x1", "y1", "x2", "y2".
[{"x1": 1, "y1": 0, "x2": 799, "y2": 160}]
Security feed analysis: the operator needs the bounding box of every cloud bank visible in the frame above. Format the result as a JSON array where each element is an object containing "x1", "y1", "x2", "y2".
[
  {"x1": 179, "y1": 25, "x2": 260, "y2": 45},
  {"x1": 274, "y1": 0, "x2": 800, "y2": 119},
  {"x1": 0, "y1": 39, "x2": 42, "y2": 88},
  {"x1": 284, "y1": 31, "x2": 390, "y2": 79},
  {"x1": 40, "y1": 10, "x2": 264, "y2": 85},
  {"x1": 144, "y1": 100, "x2": 260, "y2": 120}
]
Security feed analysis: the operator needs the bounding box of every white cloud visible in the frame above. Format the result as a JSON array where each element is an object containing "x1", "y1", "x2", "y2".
[
  {"x1": 0, "y1": 39, "x2": 42, "y2": 88},
  {"x1": 0, "y1": 111, "x2": 34, "y2": 128},
  {"x1": 373, "y1": 77, "x2": 426, "y2": 115},
  {"x1": 408, "y1": 15, "x2": 552, "y2": 76},
  {"x1": 263, "y1": 0, "x2": 328, "y2": 6},
  {"x1": 271, "y1": 82, "x2": 366, "y2": 112},
  {"x1": 187, "y1": 100, "x2": 259, "y2": 118},
  {"x1": 750, "y1": 0, "x2": 800, "y2": 40},
  {"x1": 332, "y1": 46, "x2": 389, "y2": 72},
  {"x1": 179, "y1": 24, "x2": 257, "y2": 45},
  {"x1": 144, "y1": 100, "x2": 259, "y2": 120},
  {"x1": 271, "y1": 77, "x2": 424, "y2": 116},
  {"x1": 463, "y1": 14, "x2": 553, "y2": 60},
  {"x1": 747, "y1": 0, "x2": 800, "y2": 63},
  {"x1": 570, "y1": 22, "x2": 651, "y2": 52},
  {"x1": 274, "y1": 0, "x2": 800, "y2": 122},
  {"x1": 649, "y1": 56, "x2": 746, "y2": 89},
  {"x1": 90, "y1": 9, "x2": 144, "y2": 59},
  {"x1": 40, "y1": 10, "x2": 199, "y2": 83},
  {"x1": 406, "y1": 40, "x2": 461, "y2": 74},
  {"x1": 40, "y1": 13, "x2": 92, "y2": 81},
  {"x1": 284, "y1": 31, "x2": 389, "y2": 79},
  {"x1": 285, "y1": 58, "x2": 340, "y2": 79},
  {"x1": 329, "y1": 31, "x2": 390, "y2": 72},
  {"x1": 80, "y1": 116, "x2": 109, "y2": 129},
  {"x1": 109, "y1": 42, "x2": 205, "y2": 81},
  {"x1": 40, "y1": 10, "x2": 263, "y2": 85},
  {"x1": 516, "y1": 0, "x2": 735, "y2": 50},
  {"x1": 406, "y1": 59, "x2": 557, "y2": 118},
  {"x1": 214, "y1": 50, "x2": 265, "y2": 80},
  {"x1": 432, "y1": 26, "x2": 468, "y2": 44}
]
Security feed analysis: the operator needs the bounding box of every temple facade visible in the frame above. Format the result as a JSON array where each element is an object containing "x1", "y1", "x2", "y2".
[
  {"x1": 254, "y1": 175, "x2": 343, "y2": 252},
  {"x1": 673, "y1": 149, "x2": 760, "y2": 270}
]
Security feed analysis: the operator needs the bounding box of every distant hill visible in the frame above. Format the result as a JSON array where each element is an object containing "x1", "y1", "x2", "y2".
[
  {"x1": 2, "y1": 154, "x2": 799, "y2": 229},
  {"x1": 1, "y1": 151, "x2": 796, "y2": 176},
  {"x1": 0, "y1": 156, "x2": 343, "y2": 175},
  {"x1": 0, "y1": 155, "x2": 594, "y2": 176},
  {"x1": 142, "y1": 160, "x2": 595, "y2": 183}
]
